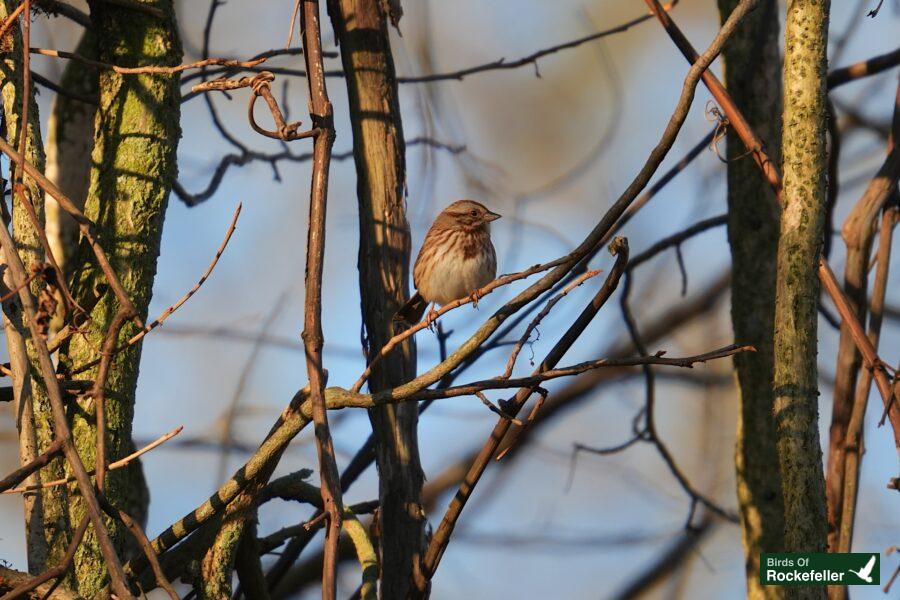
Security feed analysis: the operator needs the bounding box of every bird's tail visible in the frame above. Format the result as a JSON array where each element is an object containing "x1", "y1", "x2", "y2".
[{"x1": 394, "y1": 292, "x2": 428, "y2": 325}]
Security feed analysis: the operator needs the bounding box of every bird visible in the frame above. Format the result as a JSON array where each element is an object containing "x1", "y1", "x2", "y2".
[
  {"x1": 395, "y1": 199, "x2": 500, "y2": 325},
  {"x1": 848, "y1": 555, "x2": 876, "y2": 583}
]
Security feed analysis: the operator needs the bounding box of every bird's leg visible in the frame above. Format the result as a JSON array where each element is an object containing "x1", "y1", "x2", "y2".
[
  {"x1": 468, "y1": 288, "x2": 483, "y2": 309},
  {"x1": 424, "y1": 304, "x2": 440, "y2": 332}
]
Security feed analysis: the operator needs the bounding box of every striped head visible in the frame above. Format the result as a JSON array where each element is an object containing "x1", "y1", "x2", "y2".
[{"x1": 435, "y1": 200, "x2": 501, "y2": 231}]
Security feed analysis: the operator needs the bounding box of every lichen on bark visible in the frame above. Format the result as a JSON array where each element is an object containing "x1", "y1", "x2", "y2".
[
  {"x1": 52, "y1": 0, "x2": 182, "y2": 595},
  {"x1": 774, "y1": 2, "x2": 830, "y2": 597}
]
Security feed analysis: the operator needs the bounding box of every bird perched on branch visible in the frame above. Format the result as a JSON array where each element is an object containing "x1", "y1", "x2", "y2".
[{"x1": 395, "y1": 199, "x2": 500, "y2": 325}]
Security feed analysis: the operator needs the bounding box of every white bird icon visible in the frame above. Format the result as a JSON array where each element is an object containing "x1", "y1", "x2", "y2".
[{"x1": 848, "y1": 555, "x2": 876, "y2": 583}]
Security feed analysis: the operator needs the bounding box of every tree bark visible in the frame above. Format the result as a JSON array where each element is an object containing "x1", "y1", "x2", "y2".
[
  {"x1": 330, "y1": 0, "x2": 425, "y2": 595},
  {"x1": 774, "y1": 2, "x2": 830, "y2": 597},
  {"x1": 198, "y1": 516, "x2": 247, "y2": 600},
  {"x1": 54, "y1": 0, "x2": 182, "y2": 595},
  {"x1": 44, "y1": 30, "x2": 98, "y2": 286},
  {"x1": 716, "y1": 1, "x2": 785, "y2": 598}
]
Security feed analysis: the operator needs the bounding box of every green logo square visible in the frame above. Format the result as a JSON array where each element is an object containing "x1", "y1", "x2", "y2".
[{"x1": 761, "y1": 553, "x2": 880, "y2": 586}]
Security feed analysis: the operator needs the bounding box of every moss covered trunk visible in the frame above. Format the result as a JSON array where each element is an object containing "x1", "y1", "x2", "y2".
[
  {"x1": 774, "y1": 2, "x2": 830, "y2": 597},
  {"x1": 45, "y1": 31, "x2": 98, "y2": 284},
  {"x1": 716, "y1": 1, "x2": 785, "y2": 597},
  {"x1": 54, "y1": 0, "x2": 182, "y2": 595},
  {"x1": 331, "y1": 1, "x2": 425, "y2": 596}
]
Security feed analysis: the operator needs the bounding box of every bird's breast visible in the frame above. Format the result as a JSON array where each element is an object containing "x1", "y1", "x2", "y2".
[{"x1": 416, "y1": 232, "x2": 496, "y2": 306}]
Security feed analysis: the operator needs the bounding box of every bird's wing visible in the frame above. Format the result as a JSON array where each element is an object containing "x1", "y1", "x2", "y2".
[{"x1": 861, "y1": 555, "x2": 876, "y2": 576}]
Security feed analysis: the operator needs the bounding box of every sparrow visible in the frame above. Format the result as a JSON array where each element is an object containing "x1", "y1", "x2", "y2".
[{"x1": 395, "y1": 199, "x2": 500, "y2": 325}]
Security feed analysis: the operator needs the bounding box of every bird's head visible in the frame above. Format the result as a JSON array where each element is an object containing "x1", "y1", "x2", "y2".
[{"x1": 440, "y1": 199, "x2": 501, "y2": 230}]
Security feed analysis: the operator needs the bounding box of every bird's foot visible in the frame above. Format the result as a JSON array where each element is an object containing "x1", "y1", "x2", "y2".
[
  {"x1": 468, "y1": 288, "x2": 483, "y2": 309},
  {"x1": 424, "y1": 306, "x2": 440, "y2": 332}
]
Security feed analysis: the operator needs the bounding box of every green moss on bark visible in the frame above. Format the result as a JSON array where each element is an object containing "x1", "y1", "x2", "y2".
[
  {"x1": 198, "y1": 517, "x2": 246, "y2": 600},
  {"x1": 55, "y1": 1, "x2": 182, "y2": 595},
  {"x1": 45, "y1": 31, "x2": 98, "y2": 284}
]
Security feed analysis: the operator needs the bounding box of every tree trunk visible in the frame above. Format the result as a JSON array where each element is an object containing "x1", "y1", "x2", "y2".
[
  {"x1": 774, "y1": 1, "x2": 830, "y2": 598},
  {"x1": 44, "y1": 30, "x2": 98, "y2": 303},
  {"x1": 330, "y1": 1, "x2": 425, "y2": 596},
  {"x1": 716, "y1": 1, "x2": 785, "y2": 598},
  {"x1": 54, "y1": 0, "x2": 182, "y2": 595}
]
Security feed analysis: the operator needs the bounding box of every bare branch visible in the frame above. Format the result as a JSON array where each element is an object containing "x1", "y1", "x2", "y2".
[
  {"x1": 297, "y1": 2, "x2": 343, "y2": 597},
  {"x1": 3, "y1": 426, "x2": 183, "y2": 495},
  {"x1": 827, "y1": 45, "x2": 900, "y2": 89},
  {"x1": 30, "y1": 47, "x2": 268, "y2": 75},
  {"x1": 397, "y1": 3, "x2": 678, "y2": 84},
  {"x1": 0, "y1": 438, "x2": 63, "y2": 493}
]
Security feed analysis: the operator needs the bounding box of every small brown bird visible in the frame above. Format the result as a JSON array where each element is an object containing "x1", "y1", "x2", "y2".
[{"x1": 396, "y1": 199, "x2": 500, "y2": 325}]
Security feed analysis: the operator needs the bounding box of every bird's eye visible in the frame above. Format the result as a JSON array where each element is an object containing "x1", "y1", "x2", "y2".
[{"x1": 470, "y1": 209, "x2": 478, "y2": 217}]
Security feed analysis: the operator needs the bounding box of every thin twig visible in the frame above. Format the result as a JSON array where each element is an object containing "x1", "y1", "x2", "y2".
[
  {"x1": 171, "y1": 137, "x2": 460, "y2": 206},
  {"x1": 407, "y1": 344, "x2": 752, "y2": 402},
  {"x1": 178, "y1": 4, "x2": 677, "y2": 93},
  {"x1": 619, "y1": 272, "x2": 737, "y2": 523},
  {"x1": 3, "y1": 426, "x2": 183, "y2": 495},
  {"x1": 246, "y1": 71, "x2": 313, "y2": 141},
  {"x1": 0, "y1": 265, "x2": 40, "y2": 304},
  {"x1": 30, "y1": 47, "x2": 268, "y2": 75},
  {"x1": 395, "y1": 3, "x2": 678, "y2": 84},
  {"x1": 12, "y1": 183, "x2": 82, "y2": 316},
  {"x1": 502, "y1": 269, "x2": 603, "y2": 378},
  {"x1": 64, "y1": 203, "x2": 242, "y2": 376},
  {"x1": 0, "y1": 438, "x2": 63, "y2": 493},
  {"x1": 298, "y1": 2, "x2": 343, "y2": 598},
  {"x1": 885, "y1": 546, "x2": 900, "y2": 593},
  {"x1": 825, "y1": 47, "x2": 900, "y2": 89},
  {"x1": 475, "y1": 391, "x2": 524, "y2": 426},
  {"x1": 627, "y1": 215, "x2": 727, "y2": 269},
  {"x1": 30, "y1": 69, "x2": 98, "y2": 104}
]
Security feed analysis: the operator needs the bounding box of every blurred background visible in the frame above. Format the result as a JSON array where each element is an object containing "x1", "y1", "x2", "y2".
[{"x1": 2, "y1": 1, "x2": 899, "y2": 597}]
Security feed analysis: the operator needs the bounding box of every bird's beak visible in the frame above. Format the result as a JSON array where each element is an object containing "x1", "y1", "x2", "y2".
[{"x1": 485, "y1": 211, "x2": 501, "y2": 222}]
